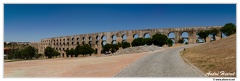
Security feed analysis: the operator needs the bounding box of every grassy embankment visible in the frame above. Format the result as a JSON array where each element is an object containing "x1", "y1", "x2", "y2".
[{"x1": 182, "y1": 34, "x2": 236, "y2": 77}]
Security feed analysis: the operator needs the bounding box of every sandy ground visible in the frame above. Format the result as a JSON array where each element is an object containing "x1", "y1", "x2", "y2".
[{"x1": 4, "y1": 51, "x2": 154, "y2": 78}]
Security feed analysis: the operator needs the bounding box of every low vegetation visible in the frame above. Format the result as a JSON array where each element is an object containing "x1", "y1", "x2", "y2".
[
  {"x1": 7, "y1": 46, "x2": 41, "y2": 59},
  {"x1": 182, "y1": 34, "x2": 236, "y2": 77},
  {"x1": 65, "y1": 44, "x2": 94, "y2": 57}
]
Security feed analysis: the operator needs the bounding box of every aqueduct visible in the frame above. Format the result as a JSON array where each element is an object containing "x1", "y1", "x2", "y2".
[{"x1": 31, "y1": 26, "x2": 222, "y2": 57}]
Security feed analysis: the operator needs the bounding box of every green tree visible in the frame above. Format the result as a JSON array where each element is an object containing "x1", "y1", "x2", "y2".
[
  {"x1": 144, "y1": 38, "x2": 152, "y2": 45},
  {"x1": 197, "y1": 30, "x2": 209, "y2": 42},
  {"x1": 131, "y1": 38, "x2": 145, "y2": 47},
  {"x1": 209, "y1": 28, "x2": 219, "y2": 41},
  {"x1": 53, "y1": 51, "x2": 60, "y2": 58},
  {"x1": 110, "y1": 44, "x2": 119, "y2": 53},
  {"x1": 220, "y1": 23, "x2": 236, "y2": 36},
  {"x1": 35, "y1": 54, "x2": 43, "y2": 59},
  {"x1": 74, "y1": 44, "x2": 81, "y2": 57},
  {"x1": 166, "y1": 39, "x2": 174, "y2": 47},
  {"x1": 122, "y1": 42, "x2": 131, "y2": 49},
  {"x1": 102, "y1": 44, "x2": 112, "y2": 52},
  {"x1": 117, "y1": 42, "x2": 122, "y2": 48},
  {"x1": 65, "y1": 49, "x2": 70, "y2": 57},
  {"x1": 80, "y1": 44, "x2": 94, "y2": 56},
  {"x1": 152, "y1": 33, "x2": 168, "y2": 47},
  {"x1": 44, "y1": 46, "x2": 56, "y2": 58},
  {"x1": 70, "y1": 48, "x2": 74, "y2": 57},
  {"x1": 24, "y1": 46, "x2": 37, "y2": 59}
]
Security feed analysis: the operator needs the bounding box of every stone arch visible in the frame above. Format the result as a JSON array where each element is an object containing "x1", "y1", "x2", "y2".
[
  {"x1": 111, "y1": 34, "x2": 117, "y2": 44},
  {"x1": 82, "y1": 37, "x2": 86, "y2": 44},
  {"x1": 122, "y1": 34, "x2": 127, "y2": 42},
  {"x1": 96, "y1": 36, "x2": 99, "y2": 40},
  {"x1": 112, "y1": 35, "x2": 117, "y2": 40},
  {"x1": 101, "y1": 35, "x2": 106, "y2": 46},
  {"x1": 133, "y1": 34, "x2": 139, "y2": 39},
  {"x1": 144, "y1": 33, "x2": 151, "y2": 38},
  {"x1": 181, "y1": 32, "x2": 189, "y2": 44},
  {"x1": 112, "y1": 40, "x2": 116, "y2": 44},
  {"x1": 196, "y1": 31, "x2": 204, "y2": 43},
  {"x1": 72, "y1": 37, "x2": 74, "y2": 41},
  {"x1": 89, "y1": 36, "x2": 92, "y2": 41},
  {"x1": 89, "y1": 36, "x2": 92, "y2": 45},
  {"x1": 168, "y1": 32, "x2": 175, "y2": 44}
]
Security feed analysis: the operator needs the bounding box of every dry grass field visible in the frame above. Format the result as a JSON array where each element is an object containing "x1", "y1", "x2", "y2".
[{"x1": 182, "y1": 34, "x2": 236, "y2": 77}]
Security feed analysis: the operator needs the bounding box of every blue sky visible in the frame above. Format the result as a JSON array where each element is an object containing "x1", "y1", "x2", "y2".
[{"x1": 4, "y1": 4, "x2": 236, "y2": 42}]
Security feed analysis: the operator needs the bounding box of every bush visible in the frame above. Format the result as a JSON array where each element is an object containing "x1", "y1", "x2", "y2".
[
  {"x1": 35, "y1": 54, "x2": 43, "y2": 59},
  {"x1": 102, "y1": 44, "x2": 112, "y2": 52},
  {"x1": 44, "y1": 46, "x2": 60, "y2": 58},
  {"x1": 131, "y1": 38, "x2": 145, "y2": 47},
  {"x1": 166, "y1": 39, "x2": 173, "y2": 47},
  {"x1": 79, "y1": 44, "x2": 94, "y2": 56},
  {"x1": 198, "y1": 30, "x2": 209, "y2": 42},
  {"x1": 7, "y1": 46, "x2": 38, "y2": 60},
  {"x1": 122, "y1": 42, "x2": 131, "y2": 49},
  {"x1": 220, "y1": 23, "x2": 236, "y2": 36},
  {"x1": 152, "y1": 33, "x2": 168, "y2": 47},
  {"x1": 144, "y1": 38, "x2": 152, "y2": 45}
]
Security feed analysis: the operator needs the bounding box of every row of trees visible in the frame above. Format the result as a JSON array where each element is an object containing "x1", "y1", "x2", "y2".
[
  {"x1": 198, "y1": 23, "x2": 236, "y2": 42},
  {"x1": 7, "y1": 46, "x2": 42, "y2": 59},
  {"x1": 102, "y1": 42, "x2": 131, "y2": 54},
  {"x1": 132, "y1": 33, "x2": 174, "y2": 47},
  {"x1": 65, "y1": 44, "x2": 94, "y2": 57}
]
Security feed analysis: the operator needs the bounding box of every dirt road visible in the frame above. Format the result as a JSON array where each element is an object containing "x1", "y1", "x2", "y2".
[{"x1": 4, "y1": 52, "x2": 150, "y2": 77}]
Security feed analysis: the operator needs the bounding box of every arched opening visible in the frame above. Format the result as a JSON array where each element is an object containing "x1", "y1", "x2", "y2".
[
  {"x1": 72, "y1": 42, "x2": 74, "y2": 45},
  {"x1": 196, "y1": 32, "x2": 204, "y2": 43},
  {"x1": 112, "y1": 40, "x2": 116, "y2": 44},
  {"x1": 112, "y1": 35, "x2": 117, "y2": 44},
  {"x1": 112, "y1": 35, "x2": 117, "y2": 40},
  {"x1": 67, "y1": 42, "x2": 69, "y2": 46},
  {"x1": 89, "y1": 36, "x2": 92, "y2": 41},
  {"x1": 168, "y1": 32, "x2": 175, "y2": 45},
  {"x1": 72, "y1": 37, "x2": 74, "y2": 41},
  {"x1": 77, "y1": 38, "x2": 79, "y2": 41},
  {"x1": 96, "y1": 41, "x2": 98, "y2": 45},
  {"x1": 101, "y1": 35, "x2": 106, "y2": 46},
  {"x1": 89, "y1": 41, "x2": 92, "y2": 45},
  {"x1": 102, "y1": 41, "x2": 106, "y2": 46},
  {"x1": 221, "y1": 32, "x2": 227, "y2": 38},
  {"x1": 181, "y1": 32, "x2": 189, "y2": 44},
  {"x1": 82, "y1": 37, "x2": 86, "y2": 45},
  {"x1": 122, "y1": 34, "x2": 127, "y2": 42},
  {"x1": 82, "y1": 37, "x2": 86, "y2": 41},
  {"x1": 89, "y1": 36, "x2": 92, "y2": 45},
  {"x1": 96, "y1": 36, "x2": 99, "y2": 40},
  {"x1": 133, "y1": 34, "x2": 139, "y2": 39},
  {"x1": 144, "y1": 33, "x2": 151, "y2": 38}
]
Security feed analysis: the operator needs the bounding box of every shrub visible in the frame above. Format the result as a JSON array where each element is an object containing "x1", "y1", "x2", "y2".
[
  {"x1": 122, "y1": 42, "x2": 131, "y2": 49},
  {"x1": 166, "y1": 39, "x2": 173, "y2": 47},
  {"x1": 220, "y1": 23, "x2": 236, "y2": 36},
  {"x1": 152, "y1": 33, "x2": 168, "y2": 47}
]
